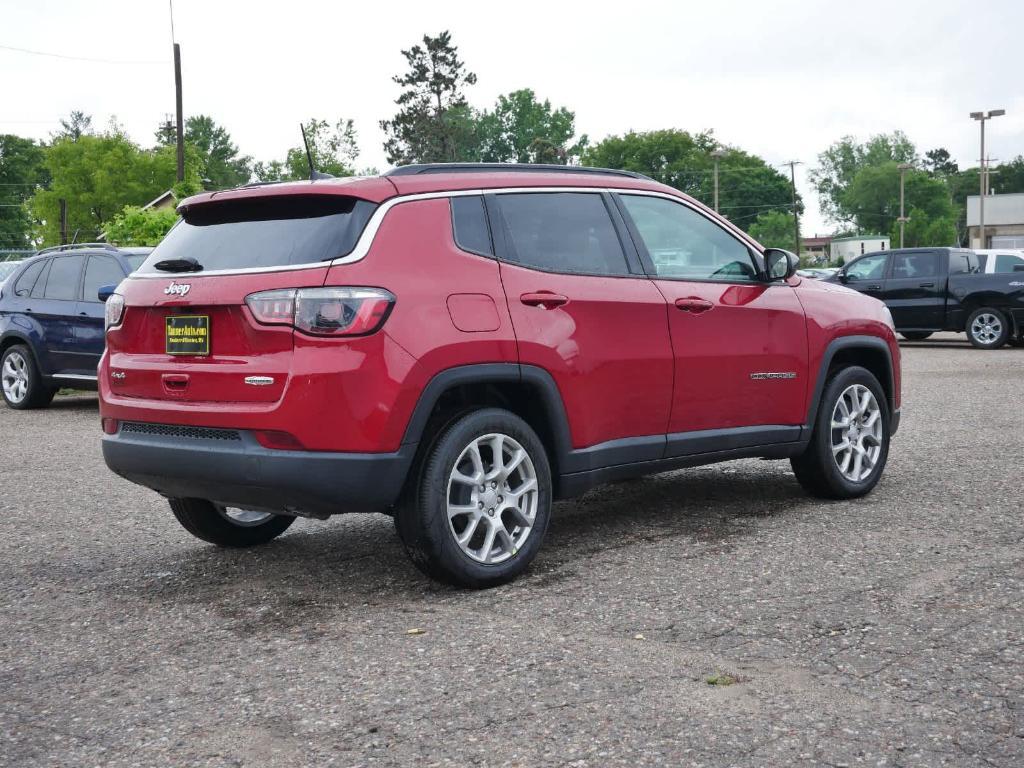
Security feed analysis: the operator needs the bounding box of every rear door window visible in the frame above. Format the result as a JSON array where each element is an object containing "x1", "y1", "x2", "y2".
[
  {"x1": 948, "y1": 251, "x2": 972, "y2": 275},
  {"x1": 494, "y1": 192, "x2": 630, "y2": 276},
  {"x1": 13, "y1": 259, "x2": 46, "y2": 297},
  {"x1": 136, "y1": 195, "x2": 377, "y2": 274},
  {"x1": 42, "y1": 255, "x2": 85, "y2": 301},
  {"x1": 892, "y1": 251, "x2": 938, "y2": 278},
  {"x1": 83, "y1": 255, "x2": 125, "y2": 303}
]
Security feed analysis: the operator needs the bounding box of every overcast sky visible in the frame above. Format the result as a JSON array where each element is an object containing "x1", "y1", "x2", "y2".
[{"x1": 3, "y1": 0, "x2": 1022, "y2": 234}]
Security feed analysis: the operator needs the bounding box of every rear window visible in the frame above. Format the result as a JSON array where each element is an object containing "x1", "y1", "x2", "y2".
[{"x1": 136, "y1": 195, "x2": 377, "y2": 274}]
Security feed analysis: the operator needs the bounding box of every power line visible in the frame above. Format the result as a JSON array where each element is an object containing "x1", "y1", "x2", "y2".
[{"x1": 0, "y1": 43, "x2": 167, "y2": 65}]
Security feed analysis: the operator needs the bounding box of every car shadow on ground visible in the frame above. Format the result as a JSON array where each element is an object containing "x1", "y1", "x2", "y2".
[
  {"x1": 110, "y1": 464, "x2": 820, "y2": 621},
  {"x1": 48, "y1": 394, "x2": 99, "y2": 409}
]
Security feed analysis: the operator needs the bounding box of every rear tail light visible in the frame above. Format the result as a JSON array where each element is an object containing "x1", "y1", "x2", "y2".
[
  {"x1": 245, "y1": 287, "x2": 395, "y2": 337},
  {"x1": 104, "y1": 294, "x2": 126, "y2": 330}
]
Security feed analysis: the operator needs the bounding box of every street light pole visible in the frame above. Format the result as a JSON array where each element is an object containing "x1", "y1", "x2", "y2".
[
  {"x1": 897, "y1": 163, "x2": 912, "y2": 248},
  {"x1": 710, "y1": 149, "x2": 725, "y2": 213},
  {"x1": 970, "y1": 109, "x2": 1005, "y2": 248}
]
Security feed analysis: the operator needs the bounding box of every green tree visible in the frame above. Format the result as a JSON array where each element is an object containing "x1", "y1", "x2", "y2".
[
  {"x1": 104, "y1": 205, "x2": 179, "y2": 246},
  {"x1": 52, "y1": 110, "x2": 93, "y2": 142},
  {"x1": 156, "y1": 115, "x2": 252, "y2": 189},
  {"x1": 748, "y1": 210, "x2": 799, "y2": 251},
  {"x1": 381, "y1": 31, "x2": 478, "y2": 165},
  {"x1": 184, "y1": 115, "x2": 252, "y2": 188},
  {"x1": 253, "y1": 118, "x2": 360, "y2": 182},
  {"x1": 582, "y1": 129, "x2": 798, "y2": 232},
  {"x1": 810, "y1": 131, "x2": 916, "y2": 223},
  {"x1": 924, "y1": 147, "x2": 958, "y2": 177},
  {"x1": 843, "y1": 163, "x2": 957, "y2": 246},
  {"x1": 476, "y1": 89, "x2": 587, "y2": 164},
  {"x1": 29, "y1": 130, "x2": 199, "y2": 246},
  {"x1": 0, "y1": 135, "x2": 48, "y2": 249}
]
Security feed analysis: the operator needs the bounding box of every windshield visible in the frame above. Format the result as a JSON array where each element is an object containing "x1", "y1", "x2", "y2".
[{"x1": 136, "y1": 195, "x2": 377, "y2": 274}]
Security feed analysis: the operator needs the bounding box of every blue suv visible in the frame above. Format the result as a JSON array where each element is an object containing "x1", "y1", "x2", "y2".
[{"x1": 0, "y1": 244, "x2": 150, "y2": 409}]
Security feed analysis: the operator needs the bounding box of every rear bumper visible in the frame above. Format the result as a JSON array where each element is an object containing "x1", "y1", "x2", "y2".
[{"x1": 102, "y1": 424, "x2": 416, "y2": 516}]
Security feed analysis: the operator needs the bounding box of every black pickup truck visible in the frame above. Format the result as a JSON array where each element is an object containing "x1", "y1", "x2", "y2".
[{"x1": 828, "y1": 247, "x2": 1024, "y2": 349}]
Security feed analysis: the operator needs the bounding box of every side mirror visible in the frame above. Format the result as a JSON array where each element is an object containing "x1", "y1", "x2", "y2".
[
  {"x1": 98, "y1": 284, "x2": 117, "y2": 302},
  {"x1": 764, "y1": 248, "x2": 799, "y2": 281},
  {"x1": 1013, "y1": 264, "x2": 1024, "y2": 273},
  {"x1": 839, "y1": 271, "x2": 852, "y2": 283}
]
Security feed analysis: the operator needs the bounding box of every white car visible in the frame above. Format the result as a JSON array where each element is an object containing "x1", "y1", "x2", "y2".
[{"x1": 973, "y1": 249, "x2": 1024, "y2": 274}]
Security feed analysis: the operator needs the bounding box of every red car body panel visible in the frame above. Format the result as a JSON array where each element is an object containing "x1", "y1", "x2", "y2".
[
  {"x1": 791, "y1": 277, "x2": 902, "y2": 414},
  {"x1": 498, "y1": 260, "x2": 674, "y2": 448},
  {"x1": 652, "y1": 278, "x2": 809, "y2": 432}
]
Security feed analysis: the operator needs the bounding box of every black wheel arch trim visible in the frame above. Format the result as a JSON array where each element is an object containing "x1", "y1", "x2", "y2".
[
  {"x1": 400, "y1": 363, "x2": 574, "y2": 459},
  {"x1": 806, "y1": 335, "x2": 898, "y2": 435},
  {"x1": 0, "y1": 331, "x2": 44, "y2": 374}
]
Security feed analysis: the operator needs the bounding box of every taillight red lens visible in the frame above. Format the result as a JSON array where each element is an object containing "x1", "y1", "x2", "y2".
[{"x1": 246, "y1": 287, "x2": 394, "y2": 337}]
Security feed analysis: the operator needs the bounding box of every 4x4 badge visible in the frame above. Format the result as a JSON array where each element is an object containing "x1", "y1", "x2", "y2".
[{"x1": 164, "y1": 282, "x2": 191, "y2": 297}]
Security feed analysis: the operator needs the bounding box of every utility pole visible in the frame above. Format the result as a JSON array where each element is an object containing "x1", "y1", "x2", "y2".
[
  {"x1": 173, "y1": 43, "x2": 184, "y2": 182},
  {"x1": 783, "y1": 160, "x2": 802, "y2": 257},
  {"x1": 59, "y1": 199, "x2": 67, "y2": 245},
  {"x1": 711, "y1": 149, "x2": 725, "y2": 213},
  {"x1": 170, "y1": 0, "x2": 184, "y2": 182},
  {"x1": 897, "y1": 163, "x2": 913, "y2": 248},
  {"x1": 970, "y1": 109, "x2": 1005, "y2": 249}
]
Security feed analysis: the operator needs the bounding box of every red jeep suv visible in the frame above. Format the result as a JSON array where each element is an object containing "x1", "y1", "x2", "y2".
[{"x1": 100, "y1": 164, "x2": 901, "y2": 587}]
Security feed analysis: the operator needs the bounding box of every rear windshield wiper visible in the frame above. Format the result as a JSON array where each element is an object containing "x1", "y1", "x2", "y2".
[{"x1": 153, "y1": 257, "x2": 204, "y2": 273}]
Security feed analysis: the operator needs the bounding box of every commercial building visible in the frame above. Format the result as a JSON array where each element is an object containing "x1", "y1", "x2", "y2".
[
  {"x1": 830, "y1": 235, "x2": 889, "y2": 263},
  {"x1": 801, "y1": 235, "x2": 832, "y2": 264},
  {"x1": 966, "y1": 193, "x2": 1024, "y2": 249}
]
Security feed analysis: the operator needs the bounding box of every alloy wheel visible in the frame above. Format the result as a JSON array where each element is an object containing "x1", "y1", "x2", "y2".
[
  {"x1": 830, "y1": 384, "x2": 883, "y2": 482},
  {"x1": 446, "y1": 432, "x2": 539, "y2": 564},
  {"x1": 2, "y1": 351, "x2": 29, "y2": 404},
  {"x1": 970, "y1": 313, "x2": 1002, "y2": 345}
]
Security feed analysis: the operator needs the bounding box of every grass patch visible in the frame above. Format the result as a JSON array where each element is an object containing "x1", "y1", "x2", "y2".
[{"x1": 705, "y1": 673, "x2": 738, "y2": 687}]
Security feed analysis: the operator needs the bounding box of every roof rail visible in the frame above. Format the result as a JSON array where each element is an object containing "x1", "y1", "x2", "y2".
[
  {"x1": 383, "y1": 163, "x2": 654, "y2": 181},
  {"x1": 35, "y1": 243, "x2": 121, "y2": 256}
]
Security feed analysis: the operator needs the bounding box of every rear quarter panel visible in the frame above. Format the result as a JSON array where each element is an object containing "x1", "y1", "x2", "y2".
[{"x1": 323, "y1": 197, "x2": 518, "y2": 448}]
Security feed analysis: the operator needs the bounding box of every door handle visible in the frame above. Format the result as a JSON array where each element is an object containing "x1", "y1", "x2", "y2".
[
  {"x1": 867, "y1": 284, "x2": 882, "y2": 290},
  {"x1": 674, "y1": 297, "x2": 714, "y2": 314},
  {"x1": 918, "y1": 282, "x2": 935, "y2": 288},
  {"x1": 520, "y1": 292, "x2": 568, "y2": 309}
]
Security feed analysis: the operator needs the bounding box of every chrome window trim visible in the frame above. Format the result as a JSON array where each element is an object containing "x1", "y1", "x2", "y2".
[{"x1": 127, "y1": 186, "x2": 750, "y2": 280}]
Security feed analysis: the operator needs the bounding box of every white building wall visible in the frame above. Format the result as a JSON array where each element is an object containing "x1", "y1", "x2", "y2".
[{"x1": 830, "y1": 238, "x2": 889, "y2": 262}]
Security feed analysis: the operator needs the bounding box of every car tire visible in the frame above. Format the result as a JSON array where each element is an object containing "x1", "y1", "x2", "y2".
[
  {"x1": 900, "y1": 331, "x2": 932, "y2": 341},
  {"x1": 1, "y1": 344, "x2": 56, "y2": 410},
  {"x1": 395, "y1": 407, "x2": 552, "y2": 588},
  {"x1": 791, "y1": 365, "x2": 890, "y2": 500},
  {"x1": 168, "y1": 498, "x2": 294, "y2": 547},
  {"x1": 966, "y1": 308, "x2": 1010, "y2": 350}
]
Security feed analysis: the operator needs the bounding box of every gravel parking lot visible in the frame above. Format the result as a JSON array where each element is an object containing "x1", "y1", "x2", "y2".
[{"x1": 1, "y1": 333, "x2": 1021, "y2": 767}]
